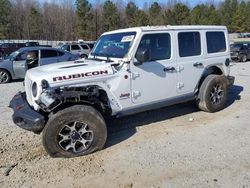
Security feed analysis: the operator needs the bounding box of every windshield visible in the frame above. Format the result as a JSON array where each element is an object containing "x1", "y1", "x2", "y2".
[
  {"x1": 91, "y1": 32, "x2": 136, "y2": 58},
  {"x1": 5, "y1": 50, "x2": 20, "y2": 60},
  {"x1": 61, "y1": 45, "x2": 69, "y2": 51}
]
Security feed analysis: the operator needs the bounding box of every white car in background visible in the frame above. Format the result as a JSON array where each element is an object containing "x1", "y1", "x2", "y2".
[{"x1": 61, "y1": 42, "x2": 95, "y2": 58}]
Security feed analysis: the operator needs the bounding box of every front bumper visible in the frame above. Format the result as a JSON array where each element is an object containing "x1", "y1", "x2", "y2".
[
  {"x1": 230, "y1": 51, "x2": 239, "y2": 58},
  {"x1": 227, "y1": 76, "x2": 235, "y2": 86},
  {"x1": 230, "y1": 56, "x2": 238, "y2": 60},
  {"x1": 9, "y1": 92, "x2": 45, "y2": 133}
]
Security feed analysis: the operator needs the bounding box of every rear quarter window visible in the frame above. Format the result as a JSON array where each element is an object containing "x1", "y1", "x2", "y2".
[
  {"x1": 206, "y1": 32, "x2": 226, "y2": 53},
  {"x1": 80, "y1": 45, "x2": 89, "y2": 50}
]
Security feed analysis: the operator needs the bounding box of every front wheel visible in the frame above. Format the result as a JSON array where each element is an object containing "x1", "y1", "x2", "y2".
[
  {"x1": 197, "y1": 75, "x2": 228, "y2": 113},
  {"x1": 42, "y1": 105, "x2": 107, "y2": 158},
  {"x1": 0, "y1": 69, "x2": 11, "y2": 84}
]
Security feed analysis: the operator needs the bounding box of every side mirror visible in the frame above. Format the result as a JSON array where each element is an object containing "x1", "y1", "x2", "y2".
[{"x1": 135, "y1": 48, "x2": 150, "y2": 65}]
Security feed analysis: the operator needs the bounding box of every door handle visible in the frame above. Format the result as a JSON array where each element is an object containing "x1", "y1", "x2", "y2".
[
  {"x1": 193, "y1": 62, "x2": 203, "y2": 67},
  {"x1": 163, "y1": 66, "x2": 175, "y2": 72}
]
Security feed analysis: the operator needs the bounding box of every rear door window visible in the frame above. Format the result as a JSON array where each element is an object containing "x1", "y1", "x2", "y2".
[
  {"x1": 206, "y1": 32, "x2": 226, "y2": 53},
  {"x1": 178, "y1": 32, "x2": 201, "y2": 57},
  {"x1": 71, "y1": 45, "x2": 81, "y2": 50},
  {"x1": 41, "y1": 50, "x2": 58, "y2": 58}
]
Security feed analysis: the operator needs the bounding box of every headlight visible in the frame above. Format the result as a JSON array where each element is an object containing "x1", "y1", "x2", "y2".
[{"x1": 32, "y1": 82, "x2": 38, "y2": 97}]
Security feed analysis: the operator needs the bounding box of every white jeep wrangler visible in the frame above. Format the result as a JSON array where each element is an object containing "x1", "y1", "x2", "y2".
[{"x1": 10, "y1": 26, "x2": 234, "y2": 158}]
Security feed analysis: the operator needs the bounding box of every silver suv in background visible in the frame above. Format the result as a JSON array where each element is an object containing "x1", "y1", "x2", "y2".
[
  {"x1": 0, "y1": 46, "x2": 78, "y2": 83},
  {"x1": 61, "y1": 42, "x2": 95, "y2": 58}
]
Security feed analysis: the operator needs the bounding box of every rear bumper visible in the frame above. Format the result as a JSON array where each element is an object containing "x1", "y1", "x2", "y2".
[
  {"x1": 227, "y1": 76, "x2": 235, "y2": 86},
  {"x1": 9, "y1": 92, "x2": 45, "y2": 133}
]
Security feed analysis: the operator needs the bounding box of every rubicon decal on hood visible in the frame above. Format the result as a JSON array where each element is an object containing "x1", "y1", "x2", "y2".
[{"x1": 53, "y1": 70, "x2": 109, "y2": 82}]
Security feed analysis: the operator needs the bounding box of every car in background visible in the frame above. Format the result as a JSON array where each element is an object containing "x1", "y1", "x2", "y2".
[
  {"x1": 0, "y1": 43, "x2": 25, "y2": 59},
  {"x1": 0, "y1": 46, "x2": 78, "y2": 83},
  {"x1": 230, "y1": 43, "x2": 250, "y2": 62},
  {"x1": 25, "y1": 41, "x2": 39, "y2": 47},
  {"x1": 61, "y1": 42, "x2": 94, "y2": 58},
  {"x1": 56, "y1": 42, "x2": 67, "y2": 49},
  {"x1": 25, "y1": 41, "x2": 52, "y2": 48},
  {"x1": 0, "y1": 48, "x2": 3, "y2": 61}
]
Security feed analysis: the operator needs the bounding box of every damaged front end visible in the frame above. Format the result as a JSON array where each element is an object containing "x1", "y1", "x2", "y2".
[
  {"x1": 9, "y1": 92, "x2": 45, "y2": 133},
  {"x1": 36, "y1": 86, "x2": 112, "y2": 116},
  {"x1": 10, "y1": 85, "x2": 111, "y2": 133}
]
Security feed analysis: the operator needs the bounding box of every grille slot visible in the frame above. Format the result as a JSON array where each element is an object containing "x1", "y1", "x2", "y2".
[{"x1": 25, "y1": 76, "x2": 33, "y2": 106}]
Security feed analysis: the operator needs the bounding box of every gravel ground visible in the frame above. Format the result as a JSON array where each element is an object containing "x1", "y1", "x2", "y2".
[{"x1": 0, "y1": 62, "x2": 250, "y2": 188}]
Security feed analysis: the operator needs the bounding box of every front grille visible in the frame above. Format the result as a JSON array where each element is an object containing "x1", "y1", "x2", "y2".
[
  {"x1": 230, "y1": 52, "x2": 238, "y2": 56},
  {"x1": 25, "y1": 76, "x2": 33, "y2": 106}
]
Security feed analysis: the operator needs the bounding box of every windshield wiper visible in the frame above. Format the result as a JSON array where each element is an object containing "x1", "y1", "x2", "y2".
[
  {"x1": 105, "y1": 55, "x2": 113, "y2": 63},
  {"x1": 87, "y1": 57, "x2": 104, "y2": 62},
  {"x1": 87, "y1": 53, "x2": 103, "y2": 61},
  {"x1": 89, "y1": 53, "x2": 113, "y2": 63}
]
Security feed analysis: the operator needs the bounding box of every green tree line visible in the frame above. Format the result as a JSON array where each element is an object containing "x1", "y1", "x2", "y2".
[{"x1": 0, "y1": 0, "x2": 250, "y2": 41}]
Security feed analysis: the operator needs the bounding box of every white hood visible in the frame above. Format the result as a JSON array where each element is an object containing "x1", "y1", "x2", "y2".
[{"x1": 26, "y1": 59, "x2": 115, "y2": 87}]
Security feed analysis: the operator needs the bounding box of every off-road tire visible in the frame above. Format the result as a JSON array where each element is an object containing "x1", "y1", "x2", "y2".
[
  {"x1": 42, "y1": 105, "x2": 107, "y2": 158},
  {"x1": 197, "y1": 74, "x2": 228, "y2": 113},
  {"x1": 0, "y1": 69, "x2": 11, "y2": 84}
]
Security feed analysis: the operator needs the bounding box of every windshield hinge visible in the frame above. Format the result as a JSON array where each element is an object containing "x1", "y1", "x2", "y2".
[
  {"x1": 177, "y1": 82, "x2": 184, "y2": 89},
  {"x1": 132, "y1": 91, "x2": 141, "y2": 99},
  {"x1": 176, "y1": 65, "x2": 184, "y2": 72},
  {"x1": 131, "y1": 72, "x2": 140, "y2": 80}
]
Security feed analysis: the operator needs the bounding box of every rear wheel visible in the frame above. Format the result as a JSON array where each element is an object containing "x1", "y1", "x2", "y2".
[
  {"x1": 0, "y1": 69, "x2": 11, "y2": 84},
  {"x1": 81, "y1": 54, "x2": 88, "y2": 59},
  {"x1": 42, "y1": 105, "x2": 107, "y2": 158},
  {"x1": 197, "y1": 74, "x2": 228, "y2": 113}
]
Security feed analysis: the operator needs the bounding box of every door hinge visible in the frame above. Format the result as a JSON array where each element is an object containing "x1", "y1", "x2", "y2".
[
  {"x1": 177, "y1": 82, "x2": 184, "y2": 89},
  {"x1": 131, "y1": 72, "x2": 140, "y2": 80},
  {"x1": 176, "y1": 65, "x2": 184, "y2": 72},
  {"x1": 132, "y1": 91, "x2": 141, "y2": 98}
]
